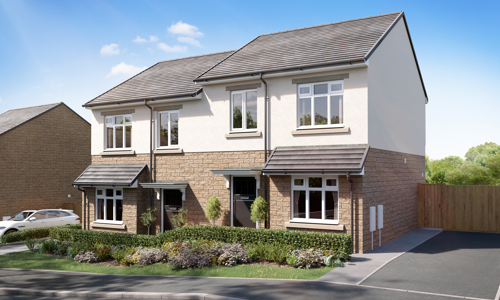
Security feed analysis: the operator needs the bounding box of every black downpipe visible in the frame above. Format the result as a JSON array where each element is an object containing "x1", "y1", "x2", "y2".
[
  {"x1": 144, "y1": 100, "x2": 154, "y2": 208},
  {"x1": 77, "y1": 186, "x2": 87, "y2": 230},
  {"x1": 260, "y1": 73, "x2": 269, "y2": 229},
  {"x1": 346, "y1": 174, "x2": 354, "y2": 253}
]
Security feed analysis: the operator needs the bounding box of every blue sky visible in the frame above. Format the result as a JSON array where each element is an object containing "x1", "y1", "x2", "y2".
[{"x1": 1, "y1": 0, "x2": 499, "y2": 159}]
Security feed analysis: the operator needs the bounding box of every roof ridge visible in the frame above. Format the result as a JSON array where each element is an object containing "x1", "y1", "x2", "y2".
[
  {"x1": 1, "y1": 102, "x2": 61, "y2": 113},
  {"x1": 157, "y1": 50, "x2": 235, "y2": 64},
  {"x1": 258, "y1": 11, "x2": 403, "y2": 37}
]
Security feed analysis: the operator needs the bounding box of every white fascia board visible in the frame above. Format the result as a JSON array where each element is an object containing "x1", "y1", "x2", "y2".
[
  {"x1": 263, "y1": 167, "x2": 364, "y2": 176},
  {"x1": 196, "y1": 62, "x2": 368, "y2": 86},
  {"x1": 85, "y1": 96, "x2": 202, "y2": 110}
]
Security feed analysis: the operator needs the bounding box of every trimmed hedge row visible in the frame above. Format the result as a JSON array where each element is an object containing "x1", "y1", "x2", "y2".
[
  {"x1": 0, "y1": 224, "x2": 82, "y2": 244},
  {"x1": 50, "y1": 225, "x2": 352, "y2": 253}
]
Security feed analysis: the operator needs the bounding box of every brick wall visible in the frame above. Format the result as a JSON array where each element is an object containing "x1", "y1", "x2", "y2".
[{"x1": 0, "y1": 105, "x2": 90, "y2": 219}]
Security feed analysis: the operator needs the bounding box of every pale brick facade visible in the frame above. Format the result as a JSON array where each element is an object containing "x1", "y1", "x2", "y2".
[{"x1": 0, "y1": 104, "x2": 90, "y2": 219}]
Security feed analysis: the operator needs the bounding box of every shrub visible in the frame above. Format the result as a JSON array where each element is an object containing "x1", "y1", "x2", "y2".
[
  {"x1": 163, "y1": 241, "x2": 211, "y2": 269},
  {"x1": 24, "y1": 238, "x2": 40, "y2": 251},
  {"x1": 94, "y1": 244, "x2": 112, "y2": 261},
  {"x1": 55, "y1": 241, "x2": 71, "y2": 256},
  {"x1": 217, "y1": 243, "x2": 251, "y2": 267},
  {"x1": 74, "y1": 251, "x2": 99, "y2": 263},
  {"x1": 1, "y1": 224, "x2": 81, "y2": 244},
  {"x1": 40, "y1": 239, "x2": 58, "y2": 254},
  {"x1": 140, "y1": 207, "x2": 157, "y2": 235},
  {"x1": 205, "y1": 196, "x2": 221, "y2": 226},
  {"x1": 287, "y1": 249, "x2": 324, "y2": 269},
  {"x1": 323, "y1": 250, "x2": 349, "y2": 267},
  {"x1": 172, "y1": 208, "x2": 188, "y2": 228},
  {"x1": 250, "y1": 197, "x2": 268, "y2": 229},
  {"x1": 132, "y1": 247, "x2": 168, "y2": 266},
  {"x1": 111, "y1": 246, "x2": 135, "y2": 265}
]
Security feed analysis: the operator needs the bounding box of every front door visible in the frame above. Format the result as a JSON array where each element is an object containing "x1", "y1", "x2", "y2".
[
  {"x1": 232, "y1": 177, "x2": 257, "y2": 227},
  {"x1": 163, "y1": 189, "x2": 183, "y2": 231}
]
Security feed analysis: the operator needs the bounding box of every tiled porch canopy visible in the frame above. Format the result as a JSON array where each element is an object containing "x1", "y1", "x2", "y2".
[
  {"x1": 262, "y1": 145, "x2": 370, "y2": 175},
  {"x1": 73, "y1": 164, "x2": 147, "y2": 187}
]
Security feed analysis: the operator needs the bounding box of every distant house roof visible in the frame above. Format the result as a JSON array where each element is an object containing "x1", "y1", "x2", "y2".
[
  {"x1": 83, "y1": 51, "x2": 234, "y2": 108},
  {"x1": 262, "y1": 145, "x2": 370, "y2": 174},
  {"x1": 195, "y1": 12, "x2": 404, "y2": 82},
  {"x1": 73, "y1": 164, "x2": 147, "y2": 187},
  {"x1": 0, "y1": 102, "x2": 88, "y2": 137}
]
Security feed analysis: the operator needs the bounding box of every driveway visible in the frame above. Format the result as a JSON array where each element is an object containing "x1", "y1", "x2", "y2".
[{"x1": 360, "y1": 231, "x2": 500, "y2": 300}]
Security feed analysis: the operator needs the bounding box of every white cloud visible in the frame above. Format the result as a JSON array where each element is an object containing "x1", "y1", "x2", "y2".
[
  {"x1": 133, "y1": 35, "x2": 158, "y2": 43},
  {"x1": 133, "y1": 36, "x2": 147, "y2": 43},
  {"x1": 107, "y1": 62, "x2": 146, "y2": 78},
  {"x1": 100, "y1": 43, "x2": 120, "y2": 56},
  {"x1": 158, "y1": 42, "x2": 187, "y2": 52},
  {"x1": 168, "y1": 21, "x2": 203, "y2": 37},
  {"x1": 177, "y1": 36, "x2": 201, "y2": 47}
]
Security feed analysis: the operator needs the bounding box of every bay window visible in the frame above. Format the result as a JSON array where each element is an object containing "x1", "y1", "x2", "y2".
[
  {"x1": 297, "y1": 81, "x2": 343, "y2": 128},
  {"x1": 158, "y1": 110, "x2": 179, "y2": 148},
  {"x1": 105, "y1": 115, "x2": 132, "y2": 150},
  {"x1": 291, "y1": 176, "x2": 339, "y2": 224},
  {"x1": 231, "y1": 89, "x2": 257, "y2": 131},
  {"x1": 95, "y1": 188, "x2": 123, "y2": 223}
]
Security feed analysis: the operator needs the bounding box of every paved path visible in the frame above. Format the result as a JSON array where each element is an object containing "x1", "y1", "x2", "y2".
[
  {"x1": 0, "y1": 242, "x2": 28, "y2": 256},
  {"x1": 318, "y1": 228, "x2": 442, "y2": 284}
]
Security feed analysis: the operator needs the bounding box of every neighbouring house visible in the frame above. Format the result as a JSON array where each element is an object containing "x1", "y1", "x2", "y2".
[
  {"x1": 74, "y1": 11, "x2": 427, "y2": 253},
  {"x1": 0, "y1": 102, "x2": 91, "y2": 220}
]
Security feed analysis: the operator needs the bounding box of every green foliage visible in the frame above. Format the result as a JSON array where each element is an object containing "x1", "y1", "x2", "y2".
[
  {"x1": 425, "y1": 156, "x2": 432, "y2": 183},
  {"x1": 465, "y1": 142, "x2": 500, "y2": 166},
  {"x1": 94, "y1": 244, "x2": 113, "y2": 261},
  {"x1": 140, "y1": 207, "x2": 157, "y2": 235},
  {"x1": 172, "y1": 208, "x2": 188, "y2": 229},
  {"x1": 24, "y1": 238, "x2": 39, "y2": 251},
  {"x1": 111, "y1": 246, "x2": 135, "y2": 265},
  {"x1": 40, "y1": 239, "x2": 58, "y2": 254},
  {"x1": 427, "y1": 156, "x2": 464, "y2": 184},
  {"x1": 1, "y1": 224, "x2": 81, "y2": 244},
  {"x1": 250, "y1": 196, "x2": 268, "y2": 227},
  {"x1": 485, "y1": 154, "x2": 500, "y2": 181},
  {"x1": 445, "y1": 162, "x2": 494, "y2": 185},
  {"x1": 49, "y1": 225, "x2": 352, "y2": 254},
  {"x1": 205, "y1": 196, "x2": 221, "y2": 225}
]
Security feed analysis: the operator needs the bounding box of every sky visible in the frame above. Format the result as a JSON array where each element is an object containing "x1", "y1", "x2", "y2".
[{"x1": 0, "y1": 0, "x2": 499, "y2": 160}]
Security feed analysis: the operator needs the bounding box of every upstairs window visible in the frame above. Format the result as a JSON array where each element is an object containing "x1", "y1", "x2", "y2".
[
  {"x1": 158, "y1": 110, "x2": 179, "y2": 148},
  {"x1": 231, "y1": 89, "x2": 257, "y2": 131},
  {"x1": 297, "y1": 81, "x2": 343, "y2": 128},
  {"x1": 105, "y1": 115, "x2": 132, "y2": 150}
]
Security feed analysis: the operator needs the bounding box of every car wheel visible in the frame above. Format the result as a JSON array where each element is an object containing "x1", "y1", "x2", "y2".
[{"x1": 4, "y1": 229, "x2": 17, "y2": 235}]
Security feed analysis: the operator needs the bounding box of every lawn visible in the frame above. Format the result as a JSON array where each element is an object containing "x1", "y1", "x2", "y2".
[{"x1": 0, "y1": 251, "x2": 335, "y2": 280}]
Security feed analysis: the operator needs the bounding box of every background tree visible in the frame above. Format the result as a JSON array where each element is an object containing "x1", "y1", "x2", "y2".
[
  {"x1": 445, "y1": 162, "x2": 493, "y2": 185},
  {"x1": 140, "y1": 207, "x2": 157, "y2": 235},
  {"x1": 427, "y1": 156, "x2": 463, "y2": 184},
  {"x1": 250, "y1": 196, "x2": 268, "y2": 229},
  {"x1": 205, "y1": 196, "x2": 221, "y2": 225},
  {"x1": 465, "y1": 142, "x2": 500, "y2": 166}
]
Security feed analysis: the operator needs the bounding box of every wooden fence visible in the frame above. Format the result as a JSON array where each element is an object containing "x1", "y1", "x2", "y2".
[
  {"x1": 418, "y1": 183, "x2": 500, "y2": 232},
  {"x1": 62, "y1": 202, "x2": 82, "y2": 219}
]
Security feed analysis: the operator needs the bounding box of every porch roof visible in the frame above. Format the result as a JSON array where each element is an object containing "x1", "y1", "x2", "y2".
[
  {"x1": 140, "y1": 181, "x2": 189, "y2": 189},
  {"x1": 73, "y1": 164, "x2": 147, "y2": 187},
  {"x1": 262, "y1": 145, "x2": 370, "y2": 174}
]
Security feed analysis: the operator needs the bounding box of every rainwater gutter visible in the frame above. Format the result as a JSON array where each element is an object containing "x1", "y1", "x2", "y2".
[
  {"x1": 346, "y1": 173, "x2": 354, "y2": 254},
  {"x1": 260, "y1": 73, "x2": 269, "y2": 229}
]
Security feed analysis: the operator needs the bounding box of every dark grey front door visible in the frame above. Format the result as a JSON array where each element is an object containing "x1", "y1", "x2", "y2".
[
  {"x1": 163, "y1": 189, "x2": 182, "y2": 231},
  {"x1": 232, "y1": 177, "x2": 256, "y2": 227}
]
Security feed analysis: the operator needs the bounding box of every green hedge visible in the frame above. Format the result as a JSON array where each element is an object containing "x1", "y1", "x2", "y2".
[
  {"x1": 1, "y1": 224, "x2": 82, "y2": 244},
  {"x1": 49, "y1": 225, "x2": 352, "y2": 254}
]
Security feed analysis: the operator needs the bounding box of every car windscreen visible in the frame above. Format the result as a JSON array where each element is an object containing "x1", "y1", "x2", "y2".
[{"x1": 9, "y1": 211, "x2": 33, "y2": 221}]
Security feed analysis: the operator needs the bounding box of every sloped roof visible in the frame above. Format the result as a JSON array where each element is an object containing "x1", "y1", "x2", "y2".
[
  {"x1": 262, "y1": 145, "x2": 370, "y2": 174},
  {"x1": 84, "y1": 51, "x2": 234, "y2": 107},
  {"x1": 73, "y1": 164, "x2": 147, "y2": 187},
  {"x1": 195, "y1": 12, "x2": 403, "y2": 81},
  {"x1": 0, "y1": 103, "x2": 78, "y2": 137}
]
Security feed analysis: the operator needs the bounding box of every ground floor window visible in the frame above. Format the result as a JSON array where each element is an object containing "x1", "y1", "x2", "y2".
[
  {"x1": 291, "y1": 176, "x2": 339, "y2": 224},
  {"x1": 96, "y1": 188, "x2": 123, "y2": 223}
]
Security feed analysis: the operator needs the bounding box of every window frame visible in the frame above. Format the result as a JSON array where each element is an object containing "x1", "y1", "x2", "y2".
[
  {"x1": 95, "y1": 188, "x2": 123, "y2": 224},
  {"x1": 104, "y1": 114, "x2": 132, "y2": 150},
  {"x1": 291, "y1": 176, "x2": 339, "y2": 224},
  {"x1": 157, "y1": 110, "x2": 180, "y2": 149},
  {"x1": 230, "y1": 89, "x2": 258, "y2": 132},
  {"x1": 297, "y1": 80, "x2": 344, "y2": 129}
]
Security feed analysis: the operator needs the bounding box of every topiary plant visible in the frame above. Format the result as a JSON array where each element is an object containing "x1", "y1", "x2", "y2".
[
  {"x1": 205, "y1": 196, "x2": 221, "y2": 226},
  {"x1": 140, "y1": 207, "x2": 157, "y2": 235},
  {"x1": 250, "y1": 196, "x2": 268, "y2": 229}
]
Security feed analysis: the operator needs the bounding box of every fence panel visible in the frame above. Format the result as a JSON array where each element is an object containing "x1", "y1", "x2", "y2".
[{"x1": 418, "y1": 184, "x2": 500, "y2": 233}]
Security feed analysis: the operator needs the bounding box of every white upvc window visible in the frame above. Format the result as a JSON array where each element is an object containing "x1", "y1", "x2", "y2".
[
  {"x1": 157, "y1": 110, "x2": 179, "y2": 148},
  {"x1": 95, "y1": 188, "x2": 123, "y2": 223},
  {"x1": 105, "y1": 115, "x2": 132, "y2": 150},
  {"x1": 291, "y1": 176, "x2": 339, "y2": 224},
  {"x1": 297, "y1": 80, "x2": 344, "y2": 129},
  {"x1": 231, "y1": 89, "x2": 257, "y2": 132}
]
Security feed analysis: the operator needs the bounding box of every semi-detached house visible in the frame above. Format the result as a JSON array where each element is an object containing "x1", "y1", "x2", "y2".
[{"x1": 74, "y1": 12, "x2": 427, "y2": 253}]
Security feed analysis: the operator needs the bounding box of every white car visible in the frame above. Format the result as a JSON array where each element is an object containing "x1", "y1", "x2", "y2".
[{"x1": 0, "y1": 209, "x2": 80, "y2": 237}]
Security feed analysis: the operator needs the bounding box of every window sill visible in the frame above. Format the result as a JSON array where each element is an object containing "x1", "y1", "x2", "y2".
[
  {"x1": 154, "y1": 148, "x2": 183, "y2": 154},
  {"x1": 225, "y1": 131, "x2": 262, "y2": 138},
  {"x1": 100, "y1": 150, "x2": 136, "y2": 156},
  {"x1": 91, "y1": 222, "x2": 126, "y2": 230},
  {"x1": 291, "y1": 127, "x2": 349, "y2": 135},
  {"x1": 285, "y1": 222, "x2": 344, "y2": 231}
]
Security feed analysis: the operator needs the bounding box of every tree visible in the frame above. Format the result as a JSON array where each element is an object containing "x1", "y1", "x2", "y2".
[
  {"x1": 425, "y1": 155, "x2": 432, "y2": 183},
  {"x1": 172, "y1": 208, "x2": 188, "y2": 228},
  {"x1": 465, "y1": 142, "x2": 500, "y2": 166},
  {"x1": 445, "y1": 162, "x2": 494, "y2": 185},
  {"x1": 140, "y1": 207, "x2": 157, "y2": 235},
  {"x1": 427, "y1": 156, "x2": 463, "y2": 184},
  {"x1": 250, "y1": 196, "x2": 268, "y2": 229},
  {"x1": 485, "y1": 154, "x2": 500, "y2": 184},
  {"x1": 205, "y1": 196, "x2": 221, "y2": 225}
]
